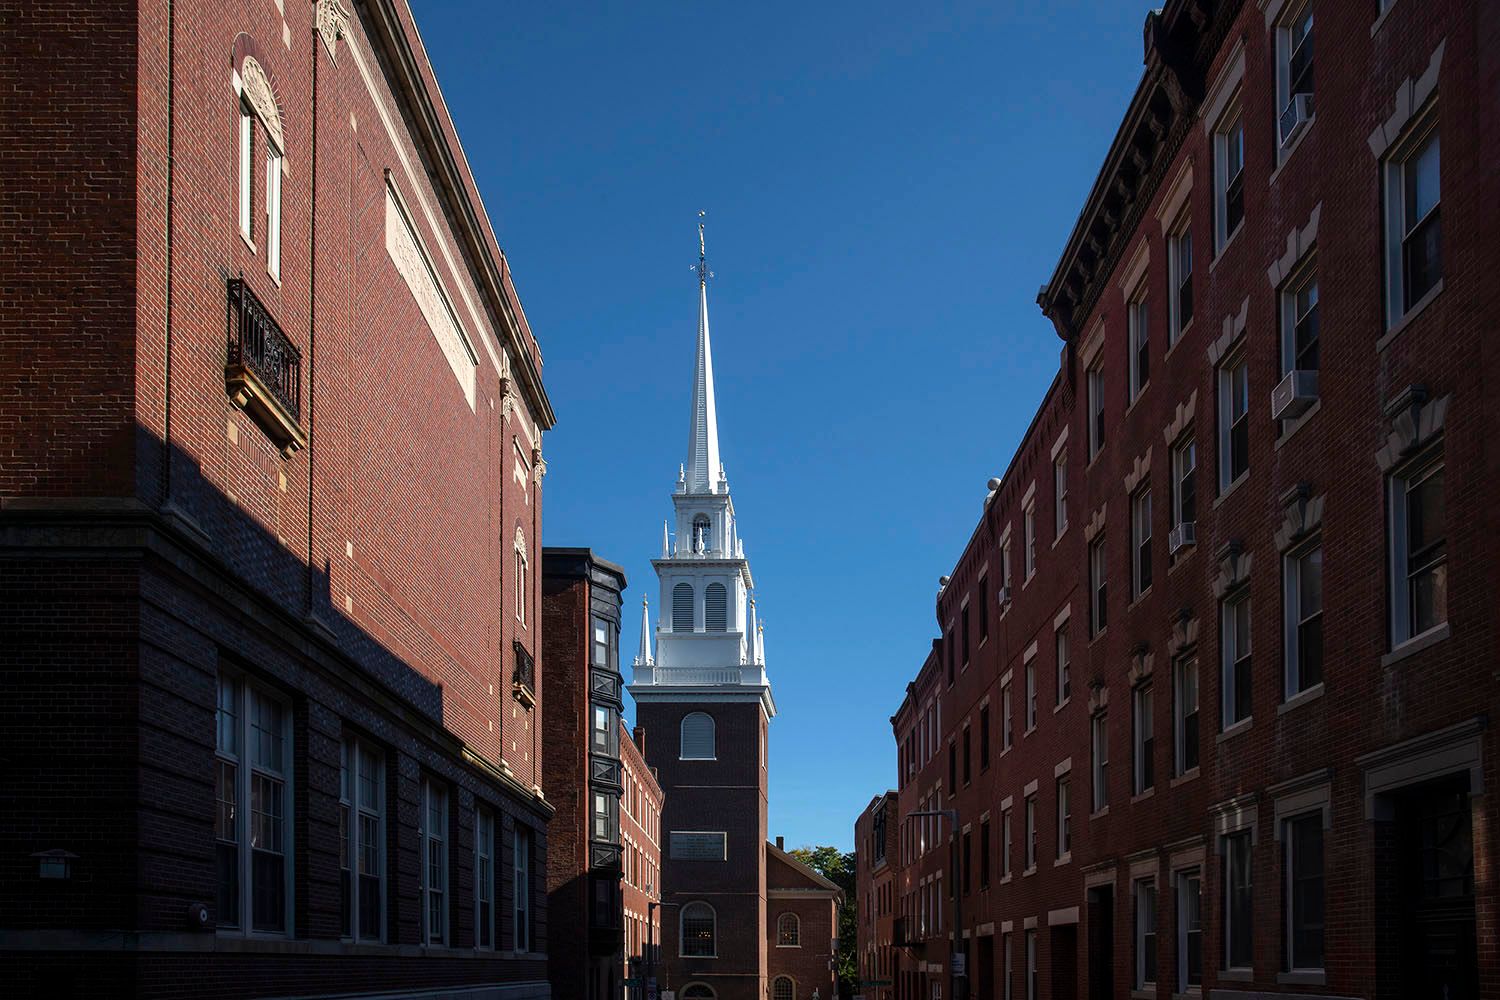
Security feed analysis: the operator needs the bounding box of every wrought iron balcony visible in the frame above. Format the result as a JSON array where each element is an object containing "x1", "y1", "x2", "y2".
[
  {"x1": 513, "y1": 640, "x2": 536, "y2": 708},
  {"x1": 225, "y1": 277, "x2": 306, "y2": 456}
]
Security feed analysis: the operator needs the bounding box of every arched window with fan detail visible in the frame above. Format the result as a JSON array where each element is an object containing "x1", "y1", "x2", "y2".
[
  {"x1": 777, "y1": 912, "x2": 800, "y2": 947},
  {"x1": 680, "y1": 901, "x2": 717, "y2": 956},
  {"x1": 673, "y1": 583, "x2": 694, "y2": 632},
  {"x1": 680, "y1": 712, "x2": 716, "y2": 760},
  {"x1": 705, "y1": 583, "x2": 727, "y2": 632},
  {"x1": 772, "y1": 976, "x2": 796, "y2": 1000},
  {"x1": 692, "y1": 514, "x2": 711, "y2": 553}
]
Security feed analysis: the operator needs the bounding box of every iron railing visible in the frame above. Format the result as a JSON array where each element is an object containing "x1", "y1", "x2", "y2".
[
  {"x1": 513, "y1": 641, "x2": 536, "y2": 706},
  {"x1": 227, "y1": 277, "x2": 301, "y2": 420}
]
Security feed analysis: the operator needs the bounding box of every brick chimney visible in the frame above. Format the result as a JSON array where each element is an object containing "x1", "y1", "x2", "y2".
[
  {"x1": 633, "y1": 726, "x2": 646, "y2": 756},
  {"x1": 776, "y1": 836, "x2": 784, "y2": 851}
]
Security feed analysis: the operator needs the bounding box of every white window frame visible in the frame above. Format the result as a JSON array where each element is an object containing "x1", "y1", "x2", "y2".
[
  {"x1": 1002, "y1": 681, "x2": 1014, "y2": 750},
  {"x1": 1023, "y1": 501, "x2": 1037, "y2": 580},
  {"x1": 515, "y1": 824, "x2": 533, "y2": 953},
  {"x1": 238, "y1": 102, "x2": 255, "y2": 243},
  {"x1": 1172, "y1": 432, "x2": 1197, "y2": 535},
  {"x1": 1091, "y1": 712, "x2": 1109, "y2": 813},
  {"x1": 1003, "y1": 931, "x2": 1013, "y2": 1000},
  {"x1": 1168, "y1": 212, "x2": 1194, "y2": 344},
  {"x1": 1279, "y1": 261, "x2": 1320, "y2": 378},
  {"x1": 1055, "y1": 622, "x2": 1070, "y2": 707},
  {"x1": 1134, "y1": 876, "x2": 1158, "y2": 989},
  {"x1": 1089, "y1": 535, "x2": 1107, "y2": 635},
  {"x1": 1273, "y1": 2, "x2": 1315, "y2": 160},
  {"x1": 1056, "y1": 775, "x2": 1071, "y2": 857},
  {"x1": 1387, "y1": 448, "x2": 1446, "y2": 646},
  {"x1": 1128, "y1": 284, "x2": 1150, "y2": 402},
  {"x1": 1133, "y1": 683, "x2": 1154, "y2": 796},
  {"x1": 1025, "y1": 928, "x2": 1038, "y2": 1000},
  {"x1": 1218, "y1": 351, "x2": 1250, "y2": 491},
  {"x1": 777, "y1": 911, "x2": 801, "y2": 948},
  {"x1": 680, "y1": 711, "x2": 717, "y2": 760},
  {"x1": 1131, "y1": 485, "x2": 1152, "y2": 598},
  {"x1": 215, "y1": 671, "x2": 294, "y2": 936},
  {"x1": 1054, "y1": 451, "x2": 1069, "y2": 538},
  {"x1": 475, "y1": 807, "x2": 495, "y2": 950},
  {"x1": 1382, "y1": 107, "x2": 1441, "y2": 327},
  {"x1": 1283, "y1": 540, "x2": 1323, "y2": 699},
  {"x1": 1222, "y1": 830, "x2": 1254, "y2": 972},
  {"x1": 1176, "y1": 868, "x2": 1203, "y2": 990},
  {"x1": 1221, "y1": 592, "x2": 1253, "y2": 728},
  {"x1": 420, "y1": 778, "x2": 448, "y2": 946},
  {"x1": 1024, "y1": 794, "x2": 1036, "y2": 871},
  {"x1": 1024, "y1": 656, "x2": 1037, "y2": 733},
  {"x1": 515, "y1": 544, "x2": 529, "y2": 627},
  {"x1": 265, "y1": 145, "x2": 282, "y2": 281},
  {"x1": 340, "y1": 735, "x2": 385, "y2": 942},
  {"x1": 1174, "y1": 657, "x2": 1200, "y2": 776},
  {"x1": 1283, "y1": 811, "x2": 1326, "y2": 973},
  {"x1": 1213, "y1": 97, "x2": 1246, "y2": 253},
  {"x1": 1001, "y1": 808, "x2": 1013, "y2": 878},
  {"x1": 1088, "y1": 363, "x2": 1106, "y2": 458}
]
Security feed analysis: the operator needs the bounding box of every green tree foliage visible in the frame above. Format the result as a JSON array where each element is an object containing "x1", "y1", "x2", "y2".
[{"x1": 790, "y1": 845, "x2": 858, "y2": 997}]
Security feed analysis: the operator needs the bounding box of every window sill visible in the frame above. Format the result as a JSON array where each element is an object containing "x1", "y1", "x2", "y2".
[
  {"x1": 1172, "y1": 991, "x2": 1203, "y2": 1000},
  {"x1": 1022, "y1": 866, "x2": 1037, "y2": 878},
  {"x1": 1218, "y1": 968, "x2": 1253, "y2": 983},
  {"x1": 1125, "y1": 385, "x2": 1150, "y2": 419},
  {"x1": 1275, "y1": 399, "x2": 1321, "y2": 450},
  {"x1": 999, "y1": 874, "x2": 1013, "y2": 886},
  {"x1": 1269, "y1": 114, "x2": 1316, "y2": 183},
  {"x1": 1382, "y1": 622, "x2": 1452, "y2": 667},
  {"x1": 1371, "y1": 0, "x2": 1399, "y2": 35},
  {"x1": 1278, "y1": 682, "x2": 1325, "y2": 715},
  {"x1": 1132, "y1": 990, "x2": 1157, "y2": 1000},
  {"x1": 1054, "y1": 697, "x2": 1070, "y2": 715},
  {"x1": 1167, "y1": 543, "x2": 1196, "y2": 575},
  {"x1": 1377, "y1": 279, "x2": 1444, "y2": 351},
  {"x1": 1054, "y1": 853, "x2": 1072, "y2": 867},
  {"x1": 1127, "y1": 585, "x2": 1153, "y2": 612},
  {"x1": 1089, "y1": 627, "x2": 1108, "y2": 648},
  {"x1": 1278, "y1": 970, "x2": 1327, "y2": 986},
  {"x1": 240, "y1": 230, "x2": 257, "y2": 253},
  {"x1": 775, "y1": 944, "x2": 801, "y2": 949},
  {"x1": 1210, "y1": 224, "x2": 1245, "y2": 273},
  {"x1": 1170, "y1": 766, "x2": 1200, "y2": 788},
  {"x1": 1217, "y1": 718, "x2": 1253, "y2": 744},
  {"x1": 1052, "y1": 526, "x2": 1069, "y2": 549},
  {"x1": 1024, "y1": 725, "x2": 1037, "y2": 738},
  {"x1": 1091, "y1": 806, "x2": 1110, "y2": 820},
  {"x1": 1213, "y1": 472, "x2": 1248, "y2": 510},
  {"x1": 1163, "y1": 320, "x2": 1193, "y2": 363},
  {"x1": 1131, "y1": 787, "x2": 1156, "y2": 805}
]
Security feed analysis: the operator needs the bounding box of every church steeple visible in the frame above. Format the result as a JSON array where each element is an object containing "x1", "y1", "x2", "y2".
[{"x1": 686, "y1": 213, "x2": 722, "y2": 495}]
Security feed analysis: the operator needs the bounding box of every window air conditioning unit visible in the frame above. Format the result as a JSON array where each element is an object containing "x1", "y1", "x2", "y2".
[
  {"x1": 1279, "y1": 92, "x2": 1313, "y2": 147},
  {"x1": 1168, "y1": 522, "x2": 1196, "y2": 555},
  {"x1": 1271, "y1": 369, "x2": 1319, "y2": 420}
]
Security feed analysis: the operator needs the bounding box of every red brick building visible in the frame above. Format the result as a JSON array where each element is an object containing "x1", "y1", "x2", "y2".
[
  {"x1": 766, "y1": 839, "x2": 844, "y2": 1000},
  {"x1": 1, "y1": 1, "x2": 555, "y2": 997},
  {"x1": 869, "y1": 1, "x2": 1500, "y2": 998},
  {"x1": 621, "y1": 720, "x2": 665, "y2": 998},
  {"x1": 855, "y1": 792, "x2": 900, "y2": 1000}
]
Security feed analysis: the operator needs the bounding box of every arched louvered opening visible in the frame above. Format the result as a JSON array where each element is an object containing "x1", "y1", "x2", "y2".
[
  {"x1": 692, "y1": 514, "x2": 711, "y2": 553},
  {"x1": 680, "y1": 901, "x2": 717, "y2": 957},
  {"x1": 680, "y1": 712, "x2": 716, "y2": 760},
  {"x1": 772, "y1": 975, "x2": 796, "y2": 1000},
  {"x1": 681, "y1": 985, "x2": 716, "y2": 1000},
  {"x1": 777, "y1": 912, "x2": 800, "y2": 947},
  {"x1": 672, "y1": 583, "x2": 694, "y2": 632},
  {"x1": 705, "y1": 583, "x2": 728, "y2": 632}
]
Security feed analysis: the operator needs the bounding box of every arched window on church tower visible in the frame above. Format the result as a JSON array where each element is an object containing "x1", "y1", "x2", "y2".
[
  {"x1": 680, "y1": 901, "x2": 717, "y2": 956},
  {"x1": 692, "y1": 514, "x2": 711, "y2": 553},
  {"x1": 704, "y1": 583, "x2": 727, "y2": 632},
  {"x1": 680, "y1": 713, "x2": 716, "y2": 760},
  {"x1": 777, "y1": 912, "x2": 800, "y2": 947},
  {"x1": 672, "y1": 583, "x2": 694, "y2": 632}
]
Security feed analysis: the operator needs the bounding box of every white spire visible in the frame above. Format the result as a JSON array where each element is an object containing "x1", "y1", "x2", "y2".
[
  {"x1": 662, "y1": 520, "x2": 671, "y2": 558},
  {"x1": 746, "y1": 596, "x2": 758, "y2": 665},
  {"x1": 635, "y1": 597, "x2": 654, "y2": 666},
  {"x1": 685, "y1": 214, "x2": 721, "y2": 494}
]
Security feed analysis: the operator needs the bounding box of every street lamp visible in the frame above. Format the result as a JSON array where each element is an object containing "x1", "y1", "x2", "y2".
[
  {"x1": 645, "y1": 886, "x2": 680, "y2": 1000},
  {"x1": 908, "y1": 809, "x2": 967, "y2": 1000}
]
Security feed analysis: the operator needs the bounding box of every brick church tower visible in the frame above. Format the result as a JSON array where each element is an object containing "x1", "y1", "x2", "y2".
[{"x1": 630, "y1": 220, "x2": 776, "y2": 1000}]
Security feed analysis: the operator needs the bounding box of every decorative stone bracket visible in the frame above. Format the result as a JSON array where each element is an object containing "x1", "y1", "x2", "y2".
[
  {"x1": 1376, "y1": 386, "x2": 1449, "y2": 472},
  {"x1": 1275, "y1": 483, "x2": 1324, "y2": 552},
  {"x1": 1127, "y1": 642, "x2": 1154, "y2": 687},
  {"x1": 1169, "y1": 608, "x2": 1198, "y2": 655},
  {"x1": 1212, "y1": 540, "x2": 1251, "y2": 598},
  {"x1": 1206, "y1": 297, "x2": 1250, "y2": 367}
]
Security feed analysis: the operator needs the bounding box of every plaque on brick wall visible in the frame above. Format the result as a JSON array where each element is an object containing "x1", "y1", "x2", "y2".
[{"x1": 669, "y1": 831, "x2": 727, "y2": 861}]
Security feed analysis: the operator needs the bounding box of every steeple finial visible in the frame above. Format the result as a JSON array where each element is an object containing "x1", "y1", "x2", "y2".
[
  {"x1": 636, "y1": 597, "x2": 654, "y2": 666},
  {"x1": 685, "y1": 212, "x2": 722, "y2": 494}
]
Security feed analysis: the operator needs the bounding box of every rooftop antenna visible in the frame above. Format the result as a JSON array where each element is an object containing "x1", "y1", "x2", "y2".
[{"x1": 695, "y1": 210, "x2": 714, "y2": 284}]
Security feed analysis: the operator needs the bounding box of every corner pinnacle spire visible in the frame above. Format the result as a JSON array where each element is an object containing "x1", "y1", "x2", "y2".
[{"x1": 685, "y1": 212, "x2": 722, "y2": 494}]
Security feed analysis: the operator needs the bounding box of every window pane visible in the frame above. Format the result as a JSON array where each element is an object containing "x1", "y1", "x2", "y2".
[
  {"x1": 217, "y1": 677, "x2": 239, "y2": 756},
  {"x1": 1289, "y1": 814, "x2": 1325, "y2": 969},
  {"x1": 1405, "y1": 132, "x2": 1440, "y2": 229}
]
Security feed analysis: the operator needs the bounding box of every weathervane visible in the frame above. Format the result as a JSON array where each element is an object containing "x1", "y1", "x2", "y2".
[{"x1": 695, "y1": 210, "x2": 714, "y2": 284}]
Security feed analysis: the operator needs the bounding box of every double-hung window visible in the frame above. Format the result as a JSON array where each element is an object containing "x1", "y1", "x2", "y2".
[
  {"x1": 1177, "y1": 869, "x2": 1203, "y2": 988},
  {"x1": 1024, "y1": 795, "x2": 1036, "y2": 871},
  {"x1": 475, "y1": 808, "x2": 495, "y2": 949},
  {"x1": 515, "y1": 825, "x2": 534, "y2": 953},
  {"x1": 1089, "y1": 535, "x2": 1108, "y2": 635},
  {"x1": 1091, "y1": 712, "x2": 1109, "y2": 812},
  {"x1": 1275, "y1": 4, "x2": 1315, "y2": 153},
  {"x1": 1002, "y1": 681, "x2": 1014, "y2": 750},
  {"x1": 1283, "y1": 542, "x2": 1323, "y2": 698},
  {"x1": 1132, "y1": 683, "x2": 1154, "y2": 796},
  {"x1": 1056, "y1": 776, "x2": 1071, "y2": 857},
  {"x1": 1223, "y1": 831, "x2": 1254, "y2": 972},
  {"x1": 1384, "y1": 114, "x2": 1441, "y2": 324},
  {"x1": 1281, "y1": 267, "x2": 1320, "y2": 378},
  {"x1": 420, "y1": 779, "x2": 448, "y2": 945},
  {"x1": 980, "y1": 705, "x2": 991, "y2": 770},
  {"x1": 1284, "y1": 812, "x2": 1325, "y2": 972},
  {"x1": 1174, "y1": 657, "x2": 1200, "y2": 776},
  {"x1": 1088, "y1": 362, "x2": 1106, "y2": 458},
  {"x1": 1214, "y1": 99, "x2": 1246, "y2": 252},
  {"x1": 1024, "y1": 657, "x2": 1037, "y2": 732},
  {"x1": 1218, "y1": 353, "x2": 1250, "y2": 490},
  {"x1": 1389, "y1": 450, "x2": 1446, "y2": 645},
  {"x1": 1221, "y1": 592, "x2": 1253, "y2": 728},
  {"x1": 1134, "y1": 878, "x2": 1158, "y2": 989},
  {"x1": 236, "y1": 96, "x2": 282, "y2": 280},
  {"x1": 1001, "y1": 807, "x2": 1013, "y2": 878},
  {"x1": 1024, "y1": 501, "x2": 1037, "y2": 580},
  {"x1": 1054, "y1": 452, "x2": 1069, "y2": 536},
  {"x1": 1168, "y1": 215, "x2": 1194, "y2": 343},
  {"x1": 340, "y1": 736, "x2": 385, "y2": 941},
  {"x1": 1131, "y1": 486, "x2": 1152, "y2": 598},
  {"x1": 1128, "y1": 287, "x2": 1150, "y2": 402},
  {"x1": 1055, "y1": 623, "x2": 1070, "y2": 706},
  {"x1": 1172, "y1": 433, "x2": 1197, "y2": 543},
  {"x1": 215, "y1": 672, "x2": 293, "y2": 935},
  {"x1": 980, "y1": 817, "x2": 991, "y2": 887}
]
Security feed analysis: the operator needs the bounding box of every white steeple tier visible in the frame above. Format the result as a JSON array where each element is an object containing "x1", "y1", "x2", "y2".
[{"x1": 630, "y1": 217, "x2": 775, "y2": 718}]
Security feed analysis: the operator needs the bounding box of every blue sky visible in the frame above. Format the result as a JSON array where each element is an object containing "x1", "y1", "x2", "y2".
[{"x1": 413, "y1": 1, "x2": 1145, "y2": 850}]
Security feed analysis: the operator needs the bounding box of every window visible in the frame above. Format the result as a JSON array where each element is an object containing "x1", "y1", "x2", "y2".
[
  {"x1": 1133, "y1": 683, "x2": 1154, "y2": 795},
  {"x1": 1088, "y1": 363, "x2": 1106, "y2": 458},
  {"x1": 682, "y1": 901, "x2": 717, "y2": 956},
  {"x1": 1024, "y1": 658, "x2": 1037, "y2": 732},
  {"x1": 1129, "y1": 287, "x2": 1150, "y2": 401},
  {"x1": 979, "y1": 817, "x2": 991, "y2": 888},
  {"x1": 1091, "y1": 712, "x2": 1109, "y2": 812},
  {"x1": 963, "y1": 724, "x2": 972, "y2": 785},
  {"x1": 1131, "y1": 486, "x2": 1152, "y2": 597},
  {"x1": 682, "y1": 985, "x2": 717, "y2": 1000},
  {"x1": 949, "y1": 742, "x2": 958, "y2": 793},
  {"x1": 963, "y1": 829, "x2": 973, "y2": 893},
  {"x1": 1284, "y1": 543, "x2": 1323, "y2": 698},
  {"x1": 680, "y1": 712, "x2": 717, "y2": 760},
  {"x1": 1214, "y1": 100, "x2": 1246, "y2": 251},
  {"x1": 238, "y1": 103, "x2": 255, "y2": 241},
  {"x1": 593, "y1": 790, "x2": 616, "y2": 842},
  {"x1": 1054, "y1": 452, "x2": 1069, "y2": 536},
  {"x1": 591, "y1": 616, "x2": 615, "y2": 668},
  {"x1": 265, "y1": 141, "x2": 282, "y2": 280},
  {"x1": 592, "y1": 703, "x2": 618, "y2": 756},
  {"x1": 1389, "y1": 452, "x2": 1446, "y2": 644},
  {"x1": 1174, "y1": 657, "x2": 1200, "y2": 775},
  {"x1": 236, "y1": 93, "x2": 282, "y2": 279},
  {"x1": 514, "y1": 825, "x2": 533, "y2": 952},
  {"x1": 704, "y1": 583, "x2": 727, "y2": 632},
  {"x1": 1026, "y1": 928, "x2": 1038, "y2": 1000},
  {"x1": 1223, "y1": 830, "x2": 1253, "y2": 971},
  {"x1": 1001, "y1": 538, "x2": 1013, "y2": 601},
  {"x1": 420, "y1": 779, "x2": 447, "y2": 945},
  {"x1": 692, "y1": 514, "x2": 711, "y2": 552},
  {"x1": 777, "y1": 912, "x2": 801, "y2": 947},
  {"x1": 1089, "y1": 535, "x2": 1108, "y2": 635},
  {"x1": 980, "y1": 705, "x2": 991, "y2": 770},
  {"x1": 1218, "y1": 353, "x2": 1250, "y2": 489},
  {"x1": 1177, "y1": 869, "x2": 1203, "y2": 988},
  {"x1": 1001, "y1": 808, "x2": 1013, "y2": 878},
  {"x1": 1168, "y1": 215, "x2": 1194, "y2": 343},
  {"x1": 1275, "y1": 4, "x2": 1315, "y2": 151},
  {"x1": 1024, "y1": 502, "x2": 1037, "y2": 579},
  {"x1": 475, "y1": 808, "x2": 494, "y2": 949},
  {"x1": 773, "y1": 976, "x2": 795, "y2": 1000},
  {"x1": 1024, "y1": 795, "x2": 1036, "y2": 870},
  {"x1": 1172, "y1": 433, "x2": 1197, "y2": 538},
  {"x1": 340, "y1": 737, "x2": 384, "y2": 941},
  {"x1": 515, "y1": 541, "x2": 528, "y2": 627},
  {"x1": 1003, "y1": 932, "x2": 1014, "y2": 1000},
  {"x1": 1285, "y1": 812, "x2": 1325, "y2": 971},
  {"x1": 1384, "y1": 115, "x2": 1441, "y2": 323},
  {"x1": 1055, "y1": 623, "x2": 1070, "y2": 706},
  {"x1": 673, "y1": 582, "x2": 694, "y2": 632},
  {"x1": 1281, "y1": 268, "x2": 1320, "y2": 377},
  {"x1": 1056, "y1": 776, "x2": 1071, "y2": 857},
  {"x1": 1221, "y1": 593, "x2": 1253, "y2": 727},
  {"x1": 1002, "y1": 681, "x2": 1014, "y2": 750},
  {"x1": 215, "y1": 672, "x2": 292, "y2": 934},
  {"x1": 1134, "y1": 878, "x2": 1158, "y2": 988}
]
